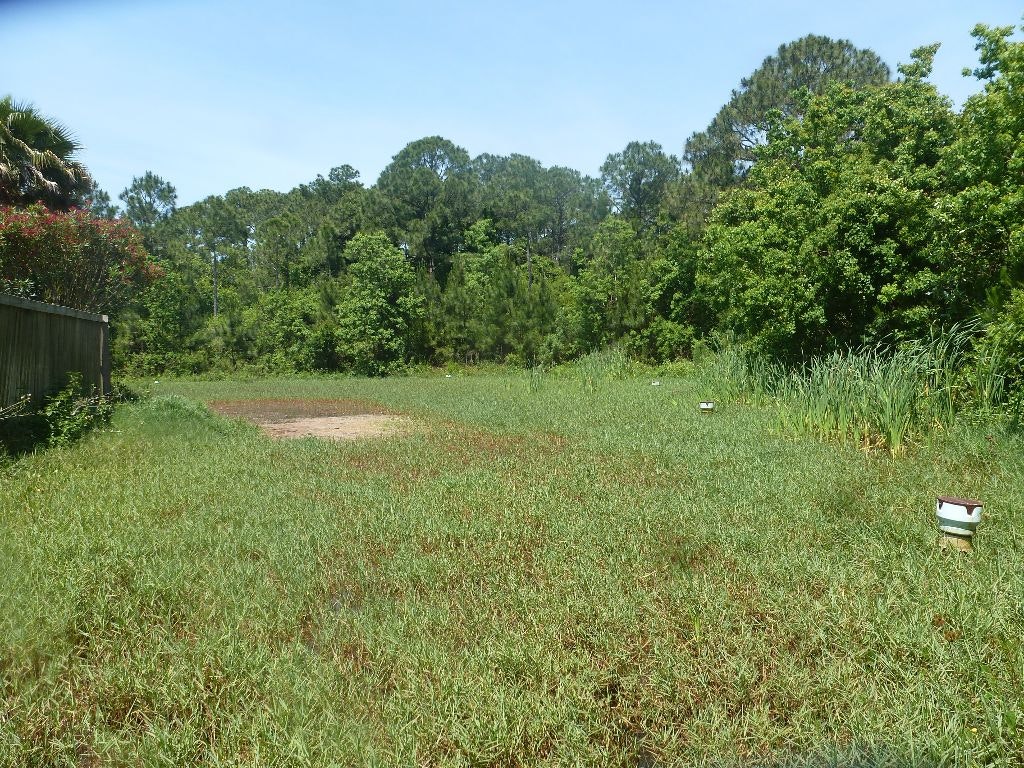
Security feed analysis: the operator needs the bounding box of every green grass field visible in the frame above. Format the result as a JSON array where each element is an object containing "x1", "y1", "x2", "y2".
[{"x1": 2, "y1": 372, "x2": 1023, "y2": 766}]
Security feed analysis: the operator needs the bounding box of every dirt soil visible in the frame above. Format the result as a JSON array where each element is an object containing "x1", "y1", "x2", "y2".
[{"x1": 207, "y1": 398, "x2": 414, "y2": 441}]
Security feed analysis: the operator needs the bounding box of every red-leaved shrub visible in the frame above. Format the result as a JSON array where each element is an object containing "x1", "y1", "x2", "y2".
[{"x1": 0, "y1": 203, "x2": 160, "y2": 314}]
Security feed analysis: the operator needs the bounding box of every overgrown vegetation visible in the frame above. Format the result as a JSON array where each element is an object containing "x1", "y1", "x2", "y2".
[
  {"x1": 696, "y1": 326, "x2": 1011, "y2": 454},
  {"x1": 7, "y1": 24, "x2": 1016, "y2": 417},
  {"x1": 0, "y1": 203, "x2": 156, "y2": 314},
  {"x1": 4, "y1": 24, "x2": 1024, "y2": 436},
  {"x1": 0, "y1": 373, "x2": 114, "y2": 458},
  {"x1": 1, "y1": 375, "x2": 1020, "y2": 765},
  {"x1": 3, "y1": 14, "x2": 1024, "y2": 768}
]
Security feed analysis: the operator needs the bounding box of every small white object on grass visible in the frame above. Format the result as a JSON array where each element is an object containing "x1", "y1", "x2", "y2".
[
  {"x1": 936, "y1": 496, "x2": 981, "y2": 552},
  {"x1": 445, "y1": 374, "x2": 452, "y2": 378},
  {"x1": 651, "y1": 380, "x2": 661, "y2": 386},
  {"x1": 699, "y1": 401, "x2": 715, "y2": 412}
]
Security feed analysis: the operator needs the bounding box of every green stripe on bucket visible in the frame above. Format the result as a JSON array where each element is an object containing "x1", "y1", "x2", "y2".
[{"x1": 937, "y1": 516, "x2": 978, "y2": 532}]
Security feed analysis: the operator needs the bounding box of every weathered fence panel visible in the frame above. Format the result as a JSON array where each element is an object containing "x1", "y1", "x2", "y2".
[{"x1": 0, "y1": 294, "x2": 110, "y2": 408}]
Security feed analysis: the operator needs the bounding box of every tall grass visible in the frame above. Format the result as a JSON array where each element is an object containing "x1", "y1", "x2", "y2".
[
  {"x1": 703, "y1": 325, "x2": 1008, "y2": 454},
  {"x1": 697, "y1": 341, "x2": 781, "y2": 403},
  {"x1": 2, "y1": 375, "x2": 1019, "y2": 765},
  {"x1": 555, "y1": 347, "x2": 634, "y2": 392}
]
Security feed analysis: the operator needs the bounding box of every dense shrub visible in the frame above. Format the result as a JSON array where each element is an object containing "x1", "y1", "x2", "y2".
[
  {"x1": 41, "y1": 372, "x2": 113, "y2": 446},
  {"x1": 980, "y1": 289, "x2": 1024, "y2": 421},
  {"x1": 237, "y1": 289, "x2": 332, "y2": 372},
  {"x1": 334, "y1": 233, "x2": 424, "y2": 376},
  {"x1": 0, "y1": 203, "x2": 157, "y2": 314}
]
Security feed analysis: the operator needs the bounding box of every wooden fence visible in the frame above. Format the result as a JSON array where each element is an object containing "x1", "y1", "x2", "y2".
[{"x1": 0, "y1": 294, "x2": 110, "y2": 409}]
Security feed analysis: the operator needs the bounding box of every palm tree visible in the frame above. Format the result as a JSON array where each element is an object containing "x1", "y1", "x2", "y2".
[{"x1": 0, "y1": 96, "x2": 90, "y2": 209}]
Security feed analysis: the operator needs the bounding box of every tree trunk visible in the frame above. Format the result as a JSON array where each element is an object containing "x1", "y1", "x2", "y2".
[
  {"x1": 526, "y1": 238, "x2": 533, "y2": 287},
  {"x1": 212, "y1": 252, "x2": 219, "y2": 317}
]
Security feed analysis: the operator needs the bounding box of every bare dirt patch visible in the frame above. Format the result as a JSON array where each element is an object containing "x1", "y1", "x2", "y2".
[
  {"x1": 261, "y1": 414, "x2": 412, "y2": 440},
  {"x1": 208, "y1": 398, "x2": 414, "y2": 441}
]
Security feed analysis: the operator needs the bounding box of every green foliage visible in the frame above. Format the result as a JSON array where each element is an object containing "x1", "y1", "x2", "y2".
[
  {"x1": 119, "y1": 171, "x2": 177, "y2": 232},
  {"x1": 1, "y1": 373, "x2": 114, "y2": 457},
  {"x1": 0, "y1": 95, "x2": 90, "y2": 209},
  {"x1": 600, "y1": 141, "x2": 679, "y2": 234},
  {"x1": 85, "y1": 179, "x2": 119, "y2": 219},
  {"x1": 555, "y1": 346, "x2": 636, "y2": 390},
  {"x1": 696, "y1": 68, "x2": 956, "y2": 359},
  {"x1": 685, "y1": 34, "x2": 891, "y2": 189},
  {"x1": 932, "y1": 24, "x2": 1024, "y2": 312},
  {"x1": 375, "y1": 136, "x2": 476, "y2": 274},
  {"x1": 430, "y1": 222, "x2": 566, "y2": 366},
  {"x1": 705, "y1": 326, "x2": 1008, "y2": 453},
  {"x1": 472, "y1": 155, "x2": 607, "y2": 267},
  {"x1": 334, "y1": 232, "x2": 424, "y2": 375},
  {"x1": 237, "y1": 288, "x2": 330, "y2": 372},
  {"x1": 113, "y1": 260, "x2": 210, "y2": 374},
  {"x1": 561, "y1": 218, "x2": 643, "y2": 355},
  {"x1": 979, "y1": 288, "x2": 1024, "y2": 420},
  {"x1": 87, "y1": 17, "x2": 1024, "y2": 411},
  {"x1": 624, "y1": 317, "x2": 694, "y2": 363},
  {"x1": 42, "y1": 372, "x2": 113, "y2": 447}
]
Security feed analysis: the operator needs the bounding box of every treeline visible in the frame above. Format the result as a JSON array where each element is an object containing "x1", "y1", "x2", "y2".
[{"x1": 5, "y1": 23, "x2": 1024, "y2": 411}]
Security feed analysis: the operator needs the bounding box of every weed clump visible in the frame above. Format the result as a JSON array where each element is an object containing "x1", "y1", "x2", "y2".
[
  {"x1": 41, "y1": 373, "x2": 114, "y2": 446},
  {"x1": 0, "y1": 373, "x2": 117, "y2": 457},
  {"x1": 698, "y1": 325, "x2": 1010, "y2": 453}
]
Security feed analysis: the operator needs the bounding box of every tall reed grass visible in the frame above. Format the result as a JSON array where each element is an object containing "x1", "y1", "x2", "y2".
[
  {"x1": 702, "y1": 325, "x2": 1007, "y2": 454},
  {"x1": 556, "y1": 347, "x2": 634, "y2": 392}
]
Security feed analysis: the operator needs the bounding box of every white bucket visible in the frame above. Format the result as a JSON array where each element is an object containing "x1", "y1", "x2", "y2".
[{"x1": 936, "y1": 496, "x2": 982, "y2": 537}]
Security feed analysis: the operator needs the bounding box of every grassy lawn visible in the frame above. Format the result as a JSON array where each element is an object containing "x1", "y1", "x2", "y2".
[{"x1": 2, "y1": 372, "x2": 1022, "y2": 766}]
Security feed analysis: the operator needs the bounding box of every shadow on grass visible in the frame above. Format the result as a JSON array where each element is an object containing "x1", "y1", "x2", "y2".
[
  {"x1": 755, "y1": 747, "x2": 931, "y2": 768},
  {"x1": 0, "y1": 412, "x2": 53, "y2": 458},
  {"x1": 661, "y1": 745, "x2": 948, "y2": 768},
  {"x1": 0, "y1": 381, "x2": 138, "y2": 461}
]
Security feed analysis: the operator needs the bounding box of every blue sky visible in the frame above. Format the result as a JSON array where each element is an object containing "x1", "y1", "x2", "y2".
[{"x1": 6, "y1": 0, "x2": 1022, "y2": 205}]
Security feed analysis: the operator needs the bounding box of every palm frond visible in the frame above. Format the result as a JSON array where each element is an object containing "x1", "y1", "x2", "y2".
[{"x1": 0, "y1": 95, "x2": 89, "y2": 207}]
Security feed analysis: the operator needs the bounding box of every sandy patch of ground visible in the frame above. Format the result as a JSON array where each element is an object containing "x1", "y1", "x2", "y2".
[
  {"x1": 260, "y1": 414, "x2": 413, "y2": 440},
  {"x1": 208, "y1": 398, "x2": 414, "y2": 441}
]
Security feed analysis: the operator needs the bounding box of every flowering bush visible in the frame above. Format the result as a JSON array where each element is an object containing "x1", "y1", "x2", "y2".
[{"x1": 0, "y1": 203, "x2": 159, "y2": 314}]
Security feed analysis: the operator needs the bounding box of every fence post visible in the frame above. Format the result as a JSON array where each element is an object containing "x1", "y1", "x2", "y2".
[{"x1": 100, "y1": 314, "x2": 111, "y2": 397}]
